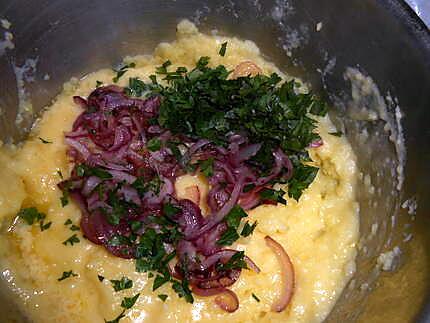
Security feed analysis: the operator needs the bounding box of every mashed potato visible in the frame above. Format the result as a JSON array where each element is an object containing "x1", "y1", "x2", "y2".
[{"x1": 0, "y1": 20, "x2": 359, "y2": 323}]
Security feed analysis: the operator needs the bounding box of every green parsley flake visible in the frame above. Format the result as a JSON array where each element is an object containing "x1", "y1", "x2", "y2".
[
  {"x1": 57, "y1": 270, "x2": 78, "y2": 281},
  {"x1": 40, "y1": 220, "x2": 52, "y2": 231},
  {"x1": 69, "y1": 224, "x2": 80, "y2": 231},
  {"x1": 113, "y1": 62, "x2": 136, "y2": 83},
  {"x1": 219, "y1": 42, "x2": 228, "y2": 57},
  {"x1": 329, "y1": 131, "x2": 343, "y2": 137},
  {"x1": 110, "y1": 277, "x2": 133, "y2": 292},
  {"x1": 259, "y1": 188, "x2": 287, "y2": 205},
  {"x1": 98, "y1": 275, "x2": 105, "y2": 282},
  {"x1": 163, "y1": 203, "x2": 181, "y2": 217},
  {"x1": 217, "y1": 205, "x2": 248, "y2": 246},
  {"x1": 252, "y1": 293, "x2": 261, "y2": 302},
  {"x1": 241, "y1": 221, "x2": 257, "y2": 237},
  {"x1": 104, "y1": 310, "x2": 126, "y2": 323},
  {"x1": 158, "y1": 294, "x2": 168, "y2": 302},
  {"x1": 121, "y1": 293, "x2": 140, "y2": 309},
  {"x1": 198, "y1": 157, "x2": 214, "y2": 178},
  {"x1": 64, "y1": 219, "x2": 72, "y2": 226},
  {"x1": 146, "y1": 137, "x2": 162, "y2": 151},
  {"x1": 38, "y1": 137, "x2": 52, "y2": 144},
  {"x1": 62, "y1": 234, "x2": 80, "y2": 246},
  {"x1": 17, "y1": 207, "x2": 45, "y2": 225},
  {"x1": 216, "y1": 251, "x2": 248, "y2": 271}
]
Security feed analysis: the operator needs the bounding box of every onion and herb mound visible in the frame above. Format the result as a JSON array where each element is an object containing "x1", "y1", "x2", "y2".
[{"x1": 58, "y1": 54, "x2": 327, "y2": 311}]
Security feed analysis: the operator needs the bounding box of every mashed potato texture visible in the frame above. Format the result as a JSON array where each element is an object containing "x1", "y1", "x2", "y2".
[{"x1": 0, "y1": 20, "x2": 359, "y2": 323}]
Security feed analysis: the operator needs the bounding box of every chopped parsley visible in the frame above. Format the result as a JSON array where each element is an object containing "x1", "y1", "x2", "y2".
[
  {"x1": 146, "y1": 137, "x2": 162, "y2": 151},
  {"x1": 17, "y1": 207, "x2": 51, "y2": 232},
  {"x1": 62, "y1": 234, "x2": 80, "y2": 246},
  {"x1": 75, "y1": 164, "x2": 113, "y2": 179},
  {"x1": 98, "y1": 275, "x2": 105, "y2": 282},
  {"x1": 40, "y1": 220, "x2": 52, "y2": 231},
  {"x1": 217, "y1": 205, "x2": 248, "y2": 246},
  {"x1": 121, "y1": 293, "x2": 140, "y2": 309},
  {"x1": 158, "y1": 294, "x2": 168, "y2": 302},
  {"x1": 38, "y1": 137, "x2": 52, "y2": 144},
  {"x1": 96, "y1": 80, "x2": 103, "y2": 88},
  {"x1": 57, "y1": 270, "x2": 78, "y2": 281},
  {"x1": 110, "y1": 277, "x2": 133, "y2": 292},
  {"x1": 70, "y1": 224, "x2": 80, "y2": 231},
  {"x1": 60, "y1": 191, "x2": 69, "y2": 207},
  {"x1": 252, "y1": 293, "x2": 260, "y2": 302},
  {"x1": 329, "y1": 131, "x2": 343, "y2": 137},
  {"x1": 104, "y1": 311, "x2": 125, "y2": 323},
  {"x1": 113, "y1": 62, "x2": 136, "y2": 83},
  {"x1": 172, "y1": 279, "x2": 194, "y2": 304},
  {"x1": 163, "y1": 203, "x2": 181, "y2": 217},
  {"x1": 198, "y1": 157, "x2": 214, "y2": 178},
  {"x1": 241, "y1": 221, "x2": 257, "y2": 237},
  {"x1": 17, "y1": 207, "x2": 45, "y2": 225},
  {"x1": 216, "y1": 251, "x2": 248, "y2": 272},
  {"x1": 219, "y1": 42, "x2": 227, "y2": 57},
  {"x1": 57, "y1": 170, "x2": 63, "y2": 179},
  {"x1": 64, "y1": 219, "x2": 73, "y2": 226},
  {"x1": 287, "y1": 163, "x2": 318, "y2": 200},
  {"x1": 259, "y1": 188, "x2": 287, "y2": 205}
]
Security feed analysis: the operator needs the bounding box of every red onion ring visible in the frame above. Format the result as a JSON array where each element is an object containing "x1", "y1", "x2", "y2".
[{"x1": 264, "y1": 236, "x2": 295, "y2": 312}]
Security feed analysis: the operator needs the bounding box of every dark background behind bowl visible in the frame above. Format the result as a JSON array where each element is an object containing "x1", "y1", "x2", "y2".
[{"x1": 0, "y1": 0, "x2": 429, "y2": 322}]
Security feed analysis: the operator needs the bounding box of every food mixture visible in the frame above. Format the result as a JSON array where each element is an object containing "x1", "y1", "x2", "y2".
[{"x1": 0, "y1": 20, "x2": 359, "y2": 323}]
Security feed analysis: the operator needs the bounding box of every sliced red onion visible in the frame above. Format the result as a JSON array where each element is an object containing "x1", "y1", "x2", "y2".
[
  {"x1": 108, "y1": 125, "x2": 131, "y2": 151},
  {"x1": 107, "y1": 170, "x2": 136, "y2": 184},
  {"x1": 65, "y1": 138, "x2": 91, "y2": 160},
  {"x1": 229, "y1": 143, "x2": 261, "y2": 167},
  {"x1": 264, "y1": 236, "x2": 295, "y2": 312},
  {"x1": 214, "y1": 289, "x2": 239, "y2": 313},
  {"x1": 255, "y1": 148, "x2": 293, "y2": 186},
  {"x1": 309, "y1": 139, "x2": 323, "y2": 148},
  {"x1": 82, "y1": 176, "x2": 102, "y2": 197}
]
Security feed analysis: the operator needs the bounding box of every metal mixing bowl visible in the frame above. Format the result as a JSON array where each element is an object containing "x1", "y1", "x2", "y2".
[{"x1": 0, "y1": 0, "x2": 429, "y2": 322}]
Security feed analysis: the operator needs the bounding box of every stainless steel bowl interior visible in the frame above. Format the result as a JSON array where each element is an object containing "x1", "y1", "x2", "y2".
[{"x1": 0, "y1": 0, "x2": 429, "y2": 322}]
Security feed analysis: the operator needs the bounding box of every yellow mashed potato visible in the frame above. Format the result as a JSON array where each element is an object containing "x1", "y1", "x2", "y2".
[{"x1": 0, "y1": 20, "x2": 359, "y2": 323}]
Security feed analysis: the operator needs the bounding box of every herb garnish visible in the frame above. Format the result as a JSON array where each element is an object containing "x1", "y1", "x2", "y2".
[
  {"x1": 158, "y1": 294, "x2": 168, "y2": 302},
  {"x1": 216, "y1": 251, "x2": 248, "y2": 271},
  {"x1": 58, "y1": 270, "x2": 78, "y2": 281},
  {"x1": 64, "y1": 219, "x2": 72, "y2": 226},
  {"x1": 98, "y1": 275, "x2": 105, "y2": 282},
  {"x1": 241, "y1": 221, "x2": 257, "y2": 237},
  {"x1": 252, "y1": 293, "x2": 260, "y2": 302},
  {"x1": 110, "y1": 277, "x2": 133, "y2": 292},
  {"x1": 259, "y1": 188, "x2": 287, "y2": 205},
  {"x1": 57, "y1": 170, "x2": 63, "y2": 179},
  {"x1": 40, "y1": 220, "x2": 52, "y2": 231},
  {"x1": 17, "y1": 207, "x2": 52, "y2": 232},
  {"x1": 121, "y1": 293, "x2": 140, "y2": 309},
  {"x1": 104, "y1": 311, "x2": 126, "y2": 323},
  {"x1": 219, "y1": 42, "x2": 227, "y2": 57},
  {"x1": 153, "y1": 56, "x2": 326, "y2": 200},
  {"x1": 113, "y1": 62, "x2": 136, "y2": 83},
  {"x1": 217, "y1": 205, "x2": 248, "y2": 246},
  {"x1": 329, "y1": 131, "x2": 343, "y2": 137},
  {"x1": 62, "y1": 234, "x2": 80, "y2": 246},
  {"x1": 198, "y1": 157, "x2": 214, "y2": 178},
  {"x1": 17, "y1": 207, "x2": 44, "y2": 225},
  {"x1": 38, "y1": 137, "x2": 52, "y2": 144}
]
